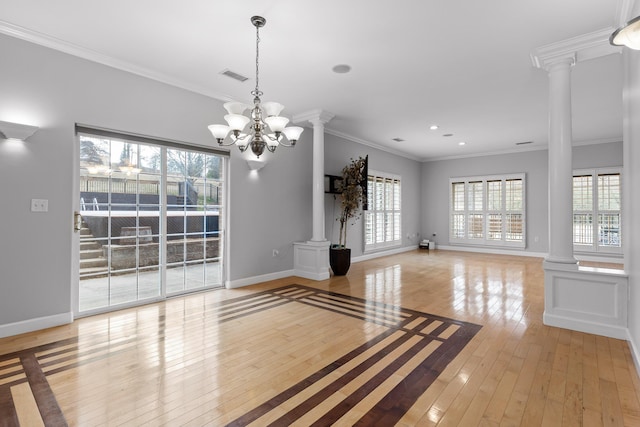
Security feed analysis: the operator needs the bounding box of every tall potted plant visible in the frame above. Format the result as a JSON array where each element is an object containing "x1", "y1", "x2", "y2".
[{"x1": 330, "y1": 156, "x2": 367, "y2": 275}]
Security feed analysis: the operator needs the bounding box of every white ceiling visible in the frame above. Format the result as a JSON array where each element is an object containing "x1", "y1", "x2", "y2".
[{"x1": 0, "y1": 0, "x2": 629, "y2": 160}]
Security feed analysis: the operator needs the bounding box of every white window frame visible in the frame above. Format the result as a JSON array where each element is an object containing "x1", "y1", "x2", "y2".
[
  {"x1": 573, "y1": 167, "x2": 622, "y2": 255},
  {"x1": 364, "y1": 170, "x2": 401, "y2": 252},
  {"x1": 449, "y1": 173, "x2": 526, "y2": 249}
]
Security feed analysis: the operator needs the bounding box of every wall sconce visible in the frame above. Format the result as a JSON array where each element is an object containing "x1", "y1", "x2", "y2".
[
  {"x1": 246, "y1": 159, "x2": 265, "y2": 171},
  {"x1": 0, "y1": 120, "x2": 39, "y2": 141},
  {"x1": 610, "y1": 16, "x2": 640, "y2": 50}
]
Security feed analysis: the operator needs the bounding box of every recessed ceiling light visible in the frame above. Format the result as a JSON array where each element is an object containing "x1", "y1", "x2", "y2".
[
  {"x1": 443, "y1": 133, "x2": 453, "y2": 137},
  {"x1": 515, "y1": 141, "x2": 533, "y2": 145},
  {"x1": 429, "y1": 125, "x2": 439, "y2": 130},
  {"x1": 332, "y1": 64, "x2": 352, "y2": 74},
  {"x1": 458, "y1": 141, "x2": 466, "y2": 146},
  {"x1": 392, "y1": 137, "x2": 405, "y2": 142}
]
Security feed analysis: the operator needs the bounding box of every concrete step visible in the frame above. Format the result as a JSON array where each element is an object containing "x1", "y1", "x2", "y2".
[
  {"x1": 80, "y1": 249, "x2": 104, "y2": 260},
  {"x1": 80, "y1": 227, "x2": 92, "y2": 236},
  {"x1": 80, "y1": 241, "x2": 101, "y2": 250},
  {"x1": 79, "y1": 266, "x2": 109, "y2": 278},
  {"x1": 80, "y1": 258, "x2": 108, "y2": 269}
]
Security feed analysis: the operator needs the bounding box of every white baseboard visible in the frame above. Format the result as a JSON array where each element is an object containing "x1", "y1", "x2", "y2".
[
  {"x1": 0, "y1": 312, "x2": 73, "y2": 339},
  {"x1": 544, "y1": 312, "x2": 628, "y2": 340},
  {"x1": 353, "y1": 245, "x2": 418, "y2": 263},
  {"x1": 628, "y1": 331, "x2": 640, "y2": 378},
  {"x1": 226, "y1": 269, "x2": 296, "y2": 289},
  {"x1": 436, "y1": 244, "x2": 547, "y2": 258}
]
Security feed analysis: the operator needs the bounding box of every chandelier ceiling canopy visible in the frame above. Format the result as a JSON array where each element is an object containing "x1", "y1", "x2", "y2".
[{"x1": 208, "y1": 16, "x2": 303, "y2": 158}]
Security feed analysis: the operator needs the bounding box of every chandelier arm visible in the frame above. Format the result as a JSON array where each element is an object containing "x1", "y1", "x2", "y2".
[
  {"x1": 216, "y1": 138, "x2": 237, "y2": 147},
  {"x1": 276, "y1": 138, "x2": 295, "y2": 148}
]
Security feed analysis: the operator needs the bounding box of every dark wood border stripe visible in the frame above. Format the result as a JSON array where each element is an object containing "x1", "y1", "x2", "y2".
[
  {"x1": 20, "y1": 353, "x2": 67, "y2": 427},
  {"x1": 0, "y1": 386, "x2": 19, "y2": 427},
  {"x1": 225, "y1": 328, "x2": 401, "y2": 426}
]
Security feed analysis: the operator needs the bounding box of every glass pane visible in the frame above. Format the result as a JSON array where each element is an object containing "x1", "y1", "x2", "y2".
[
  {"x1": 452, "y1": 213, "x2": 465, "y2": 239},
  {"x1": 573, "y1": 175, "x2": 593, "y2": 211},
  {"x1": 206, "y1": 154, "x2": 223, "y2": 180},
  {"x1": 394, "y1": 213, "x2": 401, "y2": 241},
  {"x1": 167, "y1": 149, "x2": 187, "y2": 177},
  {"x1": 598, "y1": 213, "x2": 620, "y2": 247},
  {"x1": 393, "y1": 180, "x2": 401, "y2": 210},
  {"x1": 376, "y1": 212, "x2": 384, "y2": 243},
  {"x1": 487, "y1": 181, "x2": 502, "y2": 211},
  {"x1": 166, "y1": 264, "x2": 185, "y2": 294},
  {"x1": 467, "y1": 181, "x2": 483, "y2": 211},
  {"x1": 505, "y1": 213, "x2": 523, "y2": 241},
  {"x1": 365, "y1": 212, "x2": 374, "y2": 245},
  {"x1": 385, "y1": 212, "x2": 394, "y2": 242},
  {"x1": 139, "y1": 144, "x2": 161, "y2": 173},
  {"x1": 598, "y1": 174, "x2": 621, "y2": 211},
  {"x1": 468, "y1": 214, "x2": 483, "y2": 239},
  {"x1": 452, "y1": 182, "x2": 465, "y2": 211},
  {"x1": 487, "y1": 213, "x2": 502, "y2": 240},
  {"x1": 505, "y1": 179, "x2": 523, "y2": 211},
  {"x1": 573, "y1": 213, "x2": 593, "y2": 245}
]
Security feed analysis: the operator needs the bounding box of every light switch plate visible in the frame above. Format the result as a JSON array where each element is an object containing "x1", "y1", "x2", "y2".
[{"x1": 31, "y1": 198, "x2": 48, "y2": 212}]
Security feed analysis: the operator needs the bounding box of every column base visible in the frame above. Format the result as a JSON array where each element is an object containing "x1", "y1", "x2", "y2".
[
  {"x1": 543, "y1": 261, "x2": 628, "y2": 339},
  {"x1": 293, "y1": 240, "x2": 331, "y2": 281}
]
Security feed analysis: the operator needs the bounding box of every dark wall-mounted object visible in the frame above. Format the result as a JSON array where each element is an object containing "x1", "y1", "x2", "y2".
[
  {"x1": 325, "y1": 154, "x2": 369, "y2": 210},
  {"x1": 324, "y1": 174, "x2": 343, "y2": 194}
]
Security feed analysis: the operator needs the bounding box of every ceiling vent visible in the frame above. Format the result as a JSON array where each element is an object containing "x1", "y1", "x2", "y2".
[
  {"x1": 392, "y1": 137, "x2": 405, "y2": 142},
  {"x1": 515, "y1": 141, "x2": 533, "y2": 145},
  {"x1": 220, "y1": 69, "x2": 249, "y2": 82}
]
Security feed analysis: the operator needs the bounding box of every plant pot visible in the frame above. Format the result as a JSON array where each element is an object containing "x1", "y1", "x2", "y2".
[{"x1": 330, "y1": 247, "x2": 351, "y2": 276}]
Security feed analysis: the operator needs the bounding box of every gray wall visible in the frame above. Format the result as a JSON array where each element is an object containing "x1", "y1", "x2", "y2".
[
  {"x1": 0, "y1": 34, "x2": 311, "y2": 326},
  {"x1": 324, "y1": 134, "x2": 422, "y2": 257},
  {"x1": 421, "y1": 142, "x2": 623, "y2": 253}
]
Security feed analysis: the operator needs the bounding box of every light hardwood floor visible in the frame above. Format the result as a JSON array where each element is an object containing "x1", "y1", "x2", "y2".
[{"x1": 1, "y1": 249, "x2": 639, "y2": 426}]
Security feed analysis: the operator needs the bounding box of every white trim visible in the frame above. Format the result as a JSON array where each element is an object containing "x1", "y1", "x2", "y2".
[
  {"x1": 544, "y1": 312, "x2": 628, "y2": 340},
  {"x1": 226, "y1": 269, "x2": 295, "y2": 289},
  {"x1": 0, "y1": 20, "x2": 233, "y2": 102},
  {"x1": 0, "y1": 312, "x2": 73, "y2": 339},
  {"x1": 627, "y1": 330, "x2": 640, "y2": 380},
  {"x1": 436, "y1": 244, "x2": 547, "y2": 259},
  {"x1": 352, "y1": 245, "x2": 417, "y2": 263}
]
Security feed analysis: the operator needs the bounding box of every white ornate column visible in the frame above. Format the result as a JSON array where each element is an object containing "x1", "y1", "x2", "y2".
[
  {"x1": 544, "y1": 56, "x2": 578, "y2": 267},
  {"x1": 292, "y1": 109, "x2": 335, "y2": 280},
  {"x1": 531, "y1": 32, "x2": 628, "y2": 339}
]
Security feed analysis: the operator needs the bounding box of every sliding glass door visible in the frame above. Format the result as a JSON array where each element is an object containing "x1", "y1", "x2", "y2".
[{"x1": 78, "y1": 129, "x2": 226, "y2": 314}]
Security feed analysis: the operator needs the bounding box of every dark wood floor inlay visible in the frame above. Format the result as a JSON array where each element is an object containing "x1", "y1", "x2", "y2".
[
  {"x1": 0, "y1": 285, "x2": 481, "y2": 426},
  {"x1": 225, "y1": 285, "x2": 482, "y2": 426}
]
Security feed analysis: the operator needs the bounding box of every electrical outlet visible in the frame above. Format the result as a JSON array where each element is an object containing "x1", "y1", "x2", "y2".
[{"x1": 31, "y1": 199, "x2": 49, "y2": 212}]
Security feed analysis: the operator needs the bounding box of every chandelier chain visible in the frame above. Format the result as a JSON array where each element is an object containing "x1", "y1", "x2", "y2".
[{"x1": 254, "y1": 24, "x2": 261, "y2": 97}]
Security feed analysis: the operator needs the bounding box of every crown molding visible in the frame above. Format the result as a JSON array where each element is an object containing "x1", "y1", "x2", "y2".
[
  {"x1": 0, "y1": 20, "x2": 233, "y2": 103},
  {"x1": 292, "y1": 109, "x2": 335, "y2": 125},
  {"x1": 421, "y1": 137, "x2": 622, "y2": 163},
  {"x1": 323, "y1": 128, "x2": 420, "y2": 161},
  {"x1": 530, "y1": 27, "x2": 621, "y2": 70}
]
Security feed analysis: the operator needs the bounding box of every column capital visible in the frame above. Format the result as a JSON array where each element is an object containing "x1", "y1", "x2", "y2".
[
  {"x1": 292, "y1": 109, "x2": 335, "y2": 126},
  {"x1": 530, "y1": 27, "x2": 619, "y2": 71}
]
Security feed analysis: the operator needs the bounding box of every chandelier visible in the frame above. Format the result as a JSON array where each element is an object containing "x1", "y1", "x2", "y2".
[{"x1": 208, "y1": 16, "x2": 303, "y2": 158}]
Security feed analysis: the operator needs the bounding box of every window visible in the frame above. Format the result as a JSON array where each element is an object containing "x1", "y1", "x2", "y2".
[
  {"x1": 572, "y1": 168, "x2": 621, "y2": 254},
  {"x1": 449, "y1": 174, "x2": 525, "y2": 248},
  {"x1": 365, "y1": 171, "x2": 401, "y2": 251}
]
